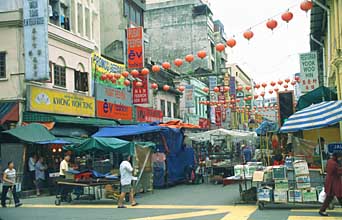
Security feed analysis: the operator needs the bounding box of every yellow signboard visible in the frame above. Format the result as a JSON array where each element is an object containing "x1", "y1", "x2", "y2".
[{"x1": 27, "y1": 86, "x2": 95, "y2": 117}]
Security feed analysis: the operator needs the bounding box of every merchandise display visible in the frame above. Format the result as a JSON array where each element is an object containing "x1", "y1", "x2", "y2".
[{"x1": 274, "y1": 190, "x2": 288, "y2": 203}]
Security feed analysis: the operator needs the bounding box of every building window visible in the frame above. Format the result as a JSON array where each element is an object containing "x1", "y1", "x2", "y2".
[
  {"x1": 74, "y1": 71, "x2": 89, "y2": 92},
  {"x1": 0, "y1": 52, "x2": 6, "y2": 78},
  {"x1": 160, "y1": 100, "x2": 165, "y2": 116},
  {"x1": 77, "y1": 3, "x2": 83, "y2": 35},
  {"x1": 167, "y1": 101, "x2": 172, "y2": 117},
  {"x1": 124, "y1": 0, "x2": 143, "y2": 27},
  {"x1": 85, "y1": 7, "x2": 90, "y2": 38},
  {"x1": 54, "y1": 64, "x2": 66, "y2": 87},
  {"x1": 173, "y1": 103, "x2": 179, "y2": 118}
]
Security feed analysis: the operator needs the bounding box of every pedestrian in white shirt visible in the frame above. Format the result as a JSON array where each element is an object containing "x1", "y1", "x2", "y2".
[
  {"x1": 1, "y1": 161, "x2": 22, "y2": 208},
  {"x1": 28, "y1": 154, "x2": 37, "y2": 188},
  {"x1": 59, "y1": 155, "x2": 70, "y2": 201},
  {"x1": 118, "y1": 153, "x2": 138, "y2": 208}
]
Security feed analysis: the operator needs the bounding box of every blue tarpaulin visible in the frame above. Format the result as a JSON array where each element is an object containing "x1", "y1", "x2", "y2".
[{"x1": 92, "y1": 124, "x2": 162, "y2": 137}]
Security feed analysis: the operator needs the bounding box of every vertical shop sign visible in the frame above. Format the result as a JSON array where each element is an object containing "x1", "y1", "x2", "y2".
[
  {"x1": 127, "y1": 27, "x2": 144, "y2": 69},
  {"x1": 215, "y1": 107, "x2": 222, "y2": 127},
  {"x1": 23, "y1": 0, "x2": 49, "y2": 81},
  {"x1": 133, "y1": 75, "x2": 149, "y2": 104},
  {"x1": 185, "y1": 85, "x2": 194, "y2": 108},
  {"x1": 299, "y1": 52, "x2": 319, "y2": 93},
  {"x1": 229, "y1": 76, "x2": 236, "y2": 97},
  {"x1": 208, "y1": 76, "x2": 217, "y2": 90}
]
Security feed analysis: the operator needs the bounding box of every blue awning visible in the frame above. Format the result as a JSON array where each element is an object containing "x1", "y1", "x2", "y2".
[
  {"x1": 280, "y1": 101, "x2": 342, "y2": 133},
  {"x1": 92, "y1": 124, "x2": 162, "y2": 137},
  {"x1": 36, "y1": 139, "x2": 72, "y2": 145}
]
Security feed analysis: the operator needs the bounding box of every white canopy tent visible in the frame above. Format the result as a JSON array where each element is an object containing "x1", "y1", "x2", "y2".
[{"x1": 187, "y1": 128, "x2": 257, "y2": 143}]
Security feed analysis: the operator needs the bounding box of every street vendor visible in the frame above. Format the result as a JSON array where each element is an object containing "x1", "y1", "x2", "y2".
[{"x1": 118, "y1": 153, "x2": 138, "y2": 208}]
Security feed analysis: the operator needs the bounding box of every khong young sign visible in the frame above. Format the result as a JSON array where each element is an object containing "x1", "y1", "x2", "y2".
[{"x1": 27, "y1": 86, "x2": 95, "y2": 117}]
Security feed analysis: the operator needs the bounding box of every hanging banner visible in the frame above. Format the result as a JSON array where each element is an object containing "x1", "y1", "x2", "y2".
[
  {"x1": 127, "y1": 27, "x2": 144, "y2": 69},
  {"x1": 299, "y1": 52, "x2": 319, "y2": 93},
  {"x1": 136, "y1": 106, "x2": 163, "y2": 123},
  {"x1": 92, "y1": 53, "x2": 126, "y2": 89},
  {"x1": 185, "y1": 85, "x2": 194, "y2": 108},
  {"x1": 133, "y1": 75, "x2": 149, "y2": 104},
  {"x1": 27, "y1": 86, "x2": 95, "y2": 117},
  {"x1": 229, "y1": 76, "x2": 236, "y2": 97},
  {"x1": 23, "y1": 0, "x2": 49, "y2": 81},
  {"x1": 97, "y1": 100, "x2": 133, "y2": 121}
]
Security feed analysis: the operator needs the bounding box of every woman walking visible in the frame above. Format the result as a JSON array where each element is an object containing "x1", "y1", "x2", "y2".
[
  {"x1": 1, "y1": 161, "x2": 22, "y2": 208},
  {"x1": 35, "y1": 157, "x2": 47, "y2": 196},
  {"x1": 319, "y1": 152, "x2": 342, "y2": 216}
]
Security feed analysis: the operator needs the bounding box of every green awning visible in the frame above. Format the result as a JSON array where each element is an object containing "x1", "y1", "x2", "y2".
[
  {"x1": 69, "y1": 137, "x2": 133, "y2": 154},
  {"x1": 2, "y1": 123, "x2": 56, "y2": 143},
  {"x1": 296, "y1": 86, "x2": 337, "y2": 111},
  {"x1": 23, "y1": 112, "x2": 118, "y2": 127}
]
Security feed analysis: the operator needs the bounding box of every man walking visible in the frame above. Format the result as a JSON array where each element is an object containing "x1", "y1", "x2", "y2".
[{"x1": 118, "y1": 153, "x2": 138, "y2": 208}]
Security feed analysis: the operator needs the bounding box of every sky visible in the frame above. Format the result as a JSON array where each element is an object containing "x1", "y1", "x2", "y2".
[{"x1": 209, "y1": 0, "x2": 311, "y2": 84}]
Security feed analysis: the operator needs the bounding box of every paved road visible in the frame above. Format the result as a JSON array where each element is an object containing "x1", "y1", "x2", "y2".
[{"x1": 0, "y1": 184, "x2": 341, "y2": 220}]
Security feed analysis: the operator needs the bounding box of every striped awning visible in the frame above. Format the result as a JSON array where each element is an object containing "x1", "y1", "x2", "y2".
[{"x1": 280, "y1": 101, "x2": 342, "y2": 133}]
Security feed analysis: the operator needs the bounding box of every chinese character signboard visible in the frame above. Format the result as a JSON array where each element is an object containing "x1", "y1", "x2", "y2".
[
  {"x1": 127, "y1": 27, "x2": 144, "y2": 69},
  {"x1": 215, "y1": 107, "x2": 222, "y2": 127},
  {"x1": 23, "y1": 0, "x2": 49, "y2": 81},
  {"x1": 27, "y1": 86, "x2": 95, "y2": 117},
  {"x1": 299, "y1": 52, "x2": 319, "y2": 93},
  {"x1": 133, "y1": 75, "x2": 149, "y2": 104},
  {"x1": 95, "y1": 83, "x2": 132, "y2": 106},
  {"x1": 136, "y1": 106, "x2": 163, "y2": 123},
  {"x1": 229, "y1": 76, "x2": 236, "y2": 97},
  {"x1": 185, "y1": 85, "x2": 194, "y2": 108},
  {"x1": 97, "y1": 100, "x2": 133, "y2": 121}
]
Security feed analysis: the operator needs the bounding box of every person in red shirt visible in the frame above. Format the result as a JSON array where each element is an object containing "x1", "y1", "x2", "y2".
[{"x1": 319, "y1": 152, "x2": 342, "y2": 216}]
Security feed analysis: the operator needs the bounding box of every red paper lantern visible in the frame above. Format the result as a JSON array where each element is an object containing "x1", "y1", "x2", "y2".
[
  {"x1": 262, "y1": 82, "x2": 267, "y2": 88},
  {"x1": 254, "y1": 94, "x2": 259, "y2": 99},
  {"x1": 163, "y1": 85, "x2": 170, "y2": 91},
  {"x1": 151, "y1": 83, "x2": 158, "y2": 90},
  {"x1": 185, "y1": 54, "x2": 194, "y2": 63},
  {"x1": 270, "y1": 81, "x2": 276, "y2": 87},
  {"x1": 124, "y1": 80, "x2": 130, "y2": 86},
  {"x1": 213, "y1": 87, "x2": 220, "y2": 93},
  {"x1": 295, "y1": 76, "x2": 300, "y2": 82},
  {"x1": 152, "y1": 65, "x2": 160, "y2": 73},
  {"x1": 174, "y1": 59, "x2": 183, "y2": 67},
  {"x1": 162, "y1": 62, "x2": 171, "y2": 70},
  {"x1": 281, "y1": 11, "x2": 293, "y2": 23},
  {"x1": 122, "y1": 71, "x2": 129, "y2": 78},
  {"x1": 269, "y1": 90, "x2": 274, "y2": 94},
  {"x1": 216, "y1": 43, "x2": 225, "y2": 52},
  {"x1": 246, "y1": 86, "x2": 252, "y2": 91},
  {"x1": 178, "y1": 86, "x2": 185, "y2": 92},
  {"x1": 107, "y1": 73, "x2": 114, "y2": 80},
  {"x1": 141, "y1": 68, "x2": 150, "y2": 76},
  {"x1": 244, "y1": 97, "x2": 248, "y2": 101},
  {"x1": 197, "y1": 50, "x2": 207, "y2": 59},
  {"x1": 243, "y1": 30, "x2": 254, "y2": 41},
  {"x1": 226, "y1": 38, "x2": 236, "y2": 48},
  {"x1": 114, "y1": 73, "x2": 122, "y2": 79},
  {"x1": 229, "y1": 104, "x2": 234, "y2": 109},
  {"x1": 285, "y1": 78, "x2": 291, "y2": 83},
  {"x1": 266, "y1": 19, "x2": 278, "y2": 31},
  {"x1": 100, "y1": 74, "x2": 107, "y2": 81},
  {"x1": 278, "y1": 80, "x2": 283, "y2": 85},
  {"x1": 111, "y1": 78, "x2": 116, "y2": 84},
  {"x1": 274, "y1": 87, "x2": 279, "y2": 92},
  {"x1": 136, "y1": 81, "x2": 143, "y2": 87},
  {"x1": 260, "y1": 92, "x2": 265, "y2": 97},
  {"x1": 254, "y1": 84, "x2": 260, "y2": 89},
  {"x1": 130, "y1": 69, "x2": 139, "y2": 77},
  {"x1": 224, "y1": 86, "x2": 230, "y2": 92},
  {"x1": 235, "y1": 99, "x2": 240, "y2": 103},
  {"x1": 300, "y1": 0, "x2": 313, "y2": 12},
  {"x1": 237, "y1": 85, "x2": 243, "y2": 91},
  {"x1": 284, "y1": 84, "x2": 289, "y2": 89},
  {"x1": 291, "y1": 81, "x2": 297, "y2": 86},
  {"x1": 247, "y1": 96, "x2": 252, "y2": 100},
  {"x1": 202, "y1": 87, "x2": 209, "y2": 93}
]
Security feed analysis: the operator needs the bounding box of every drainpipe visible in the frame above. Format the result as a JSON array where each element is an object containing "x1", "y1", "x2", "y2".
[
  {"x1": 310, "y1": 34, "x2": 326, "y2": 102},
  {"x1": 312, "y1": 0, "x2": 330, "y2": 87}
]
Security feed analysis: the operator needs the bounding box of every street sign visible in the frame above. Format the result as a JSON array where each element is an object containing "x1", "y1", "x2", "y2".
[
  {"x1": 299, "y1": 51, "x2": 319, "y2": 93},
  {"x1": 328, "y1": 143, "x2": 342, "y2": 154}
]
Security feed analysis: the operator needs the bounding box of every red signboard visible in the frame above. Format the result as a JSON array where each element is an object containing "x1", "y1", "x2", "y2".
[
  {"x1": 215, "y1": 107, "x2": 222, "y2": 127},
  {"x1": 133, "y1": 75, "x2": 149, "y2": 104},
  {"x1": 199, "y1": 118, "x2": 210, "y2": 129},
  {"x1": 136, "y1": 106, "x2": 163, "y2": 123},
  {"x1": 127, "y1": 27, "x2": 144, "y2": 69},
  {"x1": 97, "y1": 100, "x2": 133, "y2": 121}
]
